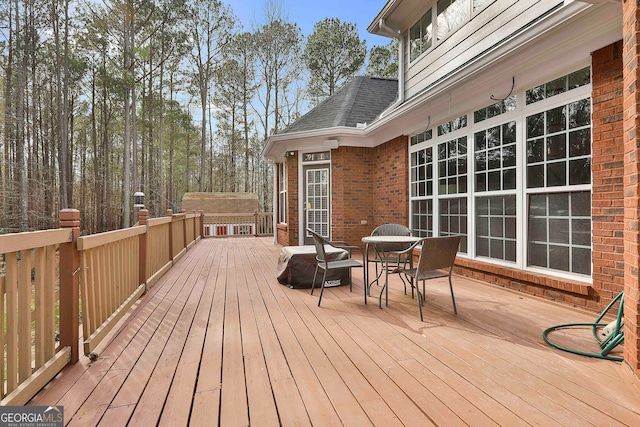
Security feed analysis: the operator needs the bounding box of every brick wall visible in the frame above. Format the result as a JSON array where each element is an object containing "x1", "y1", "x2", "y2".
[
  {"x1": 373, "y1": 136, "x2": 410, "y2": 225},
  {"x1": 622, "y1": 1, "x2": 640, "y2": 374},
  {"x1": 331, "y1": 146, "x2": 375, "y2": 245},
  {"x1": 330, "y1": 137, "x2": 410, "y2": 246},
  {"x1": 592, "y1": 41, "x2": 625, "y2": 310}
]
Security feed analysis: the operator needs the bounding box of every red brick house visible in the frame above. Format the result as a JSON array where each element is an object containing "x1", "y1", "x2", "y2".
[{"x1": 263, "y1": 0, "x2": 640, "y2": 376}]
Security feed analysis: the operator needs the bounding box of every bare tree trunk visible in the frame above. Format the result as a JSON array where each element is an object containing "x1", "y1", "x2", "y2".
[
  {"x1": 122, "y1": 12, "x2": 132, "y2": 228},
  {"x1": 53, "y1": 0, "x2": 71, "y2": 209},
  {"x1": 16, "y1": 0, "x2": 28, "y2": 231}
]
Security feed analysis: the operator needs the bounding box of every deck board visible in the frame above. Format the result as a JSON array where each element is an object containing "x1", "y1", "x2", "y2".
[{"x1": 29, "y1": 237, "x2": 640, "y2": 426}]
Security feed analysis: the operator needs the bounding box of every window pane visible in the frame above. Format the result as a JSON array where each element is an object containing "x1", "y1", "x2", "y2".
[
  {"x1": 547, "y1": 134, "x2": 566, "y2": 160},
  {"x1": 503, "y1": 145, "x2": 516, "y2": 167},
  {"x1": 529, "y1": 217, "x2": 547, "y2": 242},
  {"x1": 475, "y1": 195, "x2": 516, "y2": 262},
  {"x1": 569, "y1": 129, "x2": 591, "y2": 157},
  {"x1": 440, "y1": 197, "x2": 467, "y2": 253},
  {"x1": 547, "y1": 162, "x2": 566, "y2": 186},
  {"x1": 569, "y1": 99, "x2": 591, "y2": 128},
  {"x1": 527, "y1": 192, "x2": 591, "y2": 275},
  {"x1": 528, "y1": 242, "x2": 547, "y2": 268},
  {"x1": 437, "y1": 0, "x2": 466, "y2": 39},
  {"x1": 569, "y1": 67, "x2": 591, "y2": 89},
  {"x1": 549, "y1": 218, "x2": 569, "y2": 244},
  {"x1": 527, "y1": 113, "x2": 544, "y2": 138},
  {"x1": 572, "y1": 219, "x2": 591, "y2": 246},
  {"x1": 528, "y1": 138, "x2": 544, "y2": 163},
  {"x1": 549, "y1": 245, "x2": 570, "y2": 271},
  {"x1": 548, "y1": 193, "x2": 569, "y2": 216},
  {"x1": 571, "y1": 191, "x2": 591, "y2": 216},
  {"x1": 546, "y1": 76, "x2": 566, "y2": 98},
  {"x1": 572, "y1": 247, "x2": 591, "y2": 275},
  {"x1": 527, "y1": 165, "x2": 544, "y2": 188},
  {"x1": 477, "y1": 237, "x2": 489, "y2": 257},
  {"x1": 569, "y1": 158, "x2": 591, "y2": 185},
  {"x1": 547, "y1": 106, "x2": 566, "y2": 134}
]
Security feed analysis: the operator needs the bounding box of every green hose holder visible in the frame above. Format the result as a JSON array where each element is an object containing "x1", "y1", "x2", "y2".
[{"x1": 542, "y1": 291, "x2": 624, "y2": 362}]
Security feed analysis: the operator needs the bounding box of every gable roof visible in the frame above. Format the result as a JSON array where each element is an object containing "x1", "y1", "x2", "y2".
[{"x1": 282, "y1": 76, "x2": 398, "y2": 134}]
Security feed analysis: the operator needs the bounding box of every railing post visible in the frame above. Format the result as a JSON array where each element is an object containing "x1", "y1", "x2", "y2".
[
  {"x1": 192, "y1": 210, "x2": 197, "y2": 242},
  {"x1": 167, "y1": 209, "x2": 174, "y2": 261},
  {"x1": 138, "y1": 209, "x2": 149, "y2": 292},
  {"x1": 199, "y1": 210, "x2": 204, "y2": 238},
  {"x1": 182, "y1": 211, "x2": 187, "y2": 250},
  {"x1": 59, "y1": 209, "x2": 80, "y2": 363},
  {"x1": 254, "y1": 210, "x2": 259, "y2": 237}
]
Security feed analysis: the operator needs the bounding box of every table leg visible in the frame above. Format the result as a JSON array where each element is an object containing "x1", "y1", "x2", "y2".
[
  {"x1": 364, "y1": 243, "x2": 369, "y2": 305},
  {"x1": 378, "y1": 252, "x2": 390, "y2": 309}
]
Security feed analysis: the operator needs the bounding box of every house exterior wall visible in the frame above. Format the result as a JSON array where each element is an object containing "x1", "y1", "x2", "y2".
[
  {"x1": 622, "y1": 0, "x2": 640, "y2": 373},
  {"x1": 279, "y1": 138, "x2": 411, "y2": 247}
]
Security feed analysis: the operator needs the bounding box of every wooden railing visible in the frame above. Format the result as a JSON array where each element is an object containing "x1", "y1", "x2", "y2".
[
  {"x1": 203, "y1": 211, "x2": 273, "y2": 237},
  {"x1": 0, "y1": 227, "x2": 74, "y2": 406},
  {"x1": 0, "y1": 208, "x2": 204, "y2": 405}
]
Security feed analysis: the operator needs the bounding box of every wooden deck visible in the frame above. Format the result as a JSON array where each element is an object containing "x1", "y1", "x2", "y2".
[{"x1": 29, "y1": 237, "x2": 640, "y2": 426}]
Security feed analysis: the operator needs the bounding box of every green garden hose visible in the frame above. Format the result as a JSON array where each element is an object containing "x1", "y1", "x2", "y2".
[{"x1": 542, "y1": 292, "x2": 624, "y2": 362}]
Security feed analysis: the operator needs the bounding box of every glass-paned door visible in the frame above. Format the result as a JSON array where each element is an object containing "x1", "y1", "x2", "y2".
[{"x1": 304, "y1": 165, "x2": 330, "y2": 244}]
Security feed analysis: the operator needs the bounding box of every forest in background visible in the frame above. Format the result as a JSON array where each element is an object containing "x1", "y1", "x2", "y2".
[{"x1": 0, "y1": 0, "x2": 397, "y2": 235}]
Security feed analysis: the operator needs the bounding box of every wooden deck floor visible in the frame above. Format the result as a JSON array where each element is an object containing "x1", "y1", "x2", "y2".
[{"x1": 29, "y1": 237, "x2": 640, "y2": 426}]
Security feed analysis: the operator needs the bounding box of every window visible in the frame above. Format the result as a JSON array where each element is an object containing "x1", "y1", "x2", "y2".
[
  {"x1": 474, "y1": 120, "x2": 517, "y2": 263},
  {"x1": 438, "y1": 137, "x2": 467, "y2": 195},
  {"x1": 526, "y1": 100, "x2": 591, "y2": 188},
  {"x1": 474, "y1": 122, "x2": 516, "y2": 192},
  {"x1": 410, "y1": 9, "x2": 433, "y2": 62},
  {"x1": 438, "y1": 137, "x2": 468, "y2": 252},
  {"x1": 438, "y1": 115, "x2": 467, "y2": 136},
  {"x1": 440, "y1": 198, "x2": 468, "y2": 252},
  {"x1": 528, "y1": 192, "x2": 591, "y2": 275},
  {"x1": 410, "y1": 146, "x2": 434, "y2": 237},
  {"x1": 408, "y1": 65, "x2": 592, "y2": 279},
  {"x1": 409, "y1": 0, "x2": 493, "y2": 62},
  {"x1": 526, "y1": 67, "x2": 590, "y2": 105},
  {"x1": 476, "y1": 195, "x2": 516, "y2": 262},
  {"x1": 302, "y1": 151, "x2": 330, "y2": 162},
  {"x1": 437, "y1": 0, "x2": 467, "y2": 40},
  {"x1": 474, "y1": 95, "x2": 516, "y2": 123},
  {"x1": 278, "y1": 164, "x2": 287, "y2": 223},
  {"x1": 412, "y1": 200, "x2": 433, "y2": 238},
  {"x1": 525, "y1": 80, "x2": 591, "y2": 276}
]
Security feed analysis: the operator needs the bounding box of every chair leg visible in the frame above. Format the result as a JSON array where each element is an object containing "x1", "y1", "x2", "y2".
[
  {"x1": 318, "y1": 269, "x2": 328, "y2": 306},
  {"x1": 311, "y1": 265, "x2": 319, "y2": 295},
  {"x1": 449, "y1": 271, "x2": 457, "y2": 315},
  {"x1": 416, "y1": 282, "x2": 424, "y2": 321}
]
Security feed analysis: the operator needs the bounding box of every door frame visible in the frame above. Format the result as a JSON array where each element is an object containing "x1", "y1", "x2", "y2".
[{"x1": 298, "y1": 151, "x2": 332, "y2": 245}]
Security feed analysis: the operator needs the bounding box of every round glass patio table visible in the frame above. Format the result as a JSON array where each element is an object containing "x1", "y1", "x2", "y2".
[{"x1": 361, "y1": 235, "x2": 422, "y2": 307}]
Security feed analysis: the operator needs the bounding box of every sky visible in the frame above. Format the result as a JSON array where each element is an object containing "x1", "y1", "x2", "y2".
[{"x1": 224, "y1": 0, "x2": 392, "y2": 48}]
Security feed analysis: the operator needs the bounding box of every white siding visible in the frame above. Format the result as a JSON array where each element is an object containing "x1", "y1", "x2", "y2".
[{"x1": 403, "y1": 0, "x2": 563, "y2": 101}]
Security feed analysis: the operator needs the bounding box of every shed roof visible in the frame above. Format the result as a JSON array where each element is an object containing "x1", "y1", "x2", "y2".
[{"x1": 282, "y1": 76, "x2": 398, "y2": 134}]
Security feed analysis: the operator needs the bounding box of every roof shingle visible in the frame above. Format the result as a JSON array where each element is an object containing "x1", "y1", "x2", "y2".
[{"x1": 282, "y1": 76, "x2": 398, "y2": 134}]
